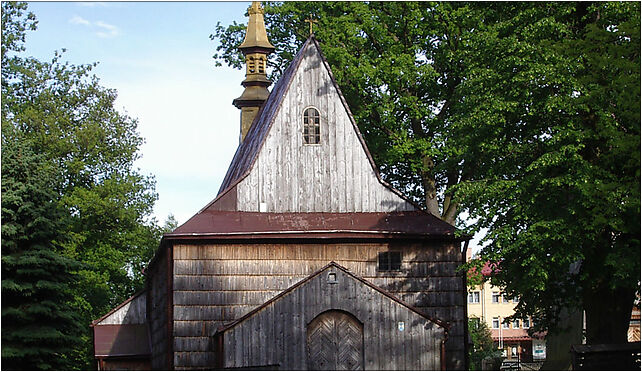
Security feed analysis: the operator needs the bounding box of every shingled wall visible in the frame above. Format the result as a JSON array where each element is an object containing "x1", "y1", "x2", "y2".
[{"x1": 169, "y1": 241, "x2": 466, "y2": 370}]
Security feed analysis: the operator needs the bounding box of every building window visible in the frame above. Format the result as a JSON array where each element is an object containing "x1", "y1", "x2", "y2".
[
  {"x1": 468, "y1": 291, "x2": 480, "y2": 303},
  {"x1": 492, "y1": 317, "x2": 500, "y2": 329},
  {"x1": 502, "y1": 319, "x2": 510, "y2": 329},
  {"x1": 470, "y1": 317, "x2": 481, "y2": 327},
  {"x1": 523, "y1": 318, "x2": 530, "y2": 328},
  {"x1": 303, "y1": 107, "x2": 320, "y2": 144},
  {"x1": 502, "y1": 293, "x2": 510, "y2": 303},
  {"x1": 513, "y1": 319, "x2": 520, "y2": 329},
  {"x1": 378, "y1": 252, "x2": 401, "y2": 271},
  {"x1": 492, "y1": 292, "x2": 500, "y2": 303},
  {"x1": 513, "y1": 296, "x2": 519, "y2": 303}
]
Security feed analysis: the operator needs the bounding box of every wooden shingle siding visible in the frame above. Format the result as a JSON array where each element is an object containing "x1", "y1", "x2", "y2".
[
  {"x1": 172, "y1": 242, "x2": 466, "y2": 370},
  {"x1": 148, "y1": 250, "x2": 169, "y2": 369},
  {"x1": 235, "y1": 41, "x2": 415, "y2": 213},
  {"x1": 173, "y1": 242, "x2": 456, "y2": 261},
  {"x1": 218, "y1": 265, "x2": 445, "y2": 370}
]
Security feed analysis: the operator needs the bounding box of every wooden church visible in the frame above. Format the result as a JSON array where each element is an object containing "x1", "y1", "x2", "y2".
[{"x1": 92, "y1": 2, "x2": 470, "y2": 370}]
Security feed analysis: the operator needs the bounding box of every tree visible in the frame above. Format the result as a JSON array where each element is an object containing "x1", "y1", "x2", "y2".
[
  {"x1": 1, "y1": 137, "x2": 84, "y2": 369},
  {"x1": 456, "y1": 2, "x2": 640, "y2": 344},
  {"x1": 468, "y1": 319, "x2": 500, "y2": 370},
  {"x1": 212, "y1": 2, "x2": 640, "y2": 344},
  {"x1": 2, "y1": 2, "x2": 163, "y2": 367}
]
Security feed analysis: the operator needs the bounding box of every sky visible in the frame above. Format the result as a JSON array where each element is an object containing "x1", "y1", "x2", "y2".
[
  {"x1": 23, "y1": 1, "x2": 250, "y2": 225},
  {"x1": 21, "y1": 1, "x2": 485, "y2": 252}
]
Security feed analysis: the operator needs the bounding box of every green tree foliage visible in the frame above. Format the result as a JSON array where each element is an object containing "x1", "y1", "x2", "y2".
[
  {"x1": 455, "y1": 2, "x2": 640, "y2": 344},
  {"x1": 468, "y1": 319, "x2": 500, "y2": 370},
  {"x1": 1, "y1": 138, "x2": 83, "y2": 370},
  {"x1": 212, "y1": 2, "x2": 640, "y2": 343},
  {"x1": 2, "y1": 2, "x2": 164, "y2": 367}
]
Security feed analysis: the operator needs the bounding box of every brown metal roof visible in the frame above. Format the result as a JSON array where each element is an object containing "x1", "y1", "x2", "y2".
[
  {"x1": 216, "y1": 262, "x2": 450, "y2": 334},
  {"x1": 204, "y1": 36, "x2": 421, "y2": 212},
  {"x1": 166, "y1": 210, "x2": 459, "y2": 240},
  {"x1": 93, "y1": 324, "x2": 151, "y2": 357}
]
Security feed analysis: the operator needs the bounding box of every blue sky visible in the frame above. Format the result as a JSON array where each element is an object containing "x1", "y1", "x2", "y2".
[{"x1": 23, "y1": 1, "x2": 251, "y2": 225}]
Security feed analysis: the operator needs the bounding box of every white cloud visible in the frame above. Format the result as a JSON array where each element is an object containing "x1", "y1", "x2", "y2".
[
  {"x1": 69, "y1": 15, "x2": 91, "y2": 26},
  {"x1": 95, "y1": 21, "x2": 119, "y2": 38},
  {"x1": 77, "y1": 2, "x2": 113, "y2": 8},
  {"x1": 68, "y1": 16, "x2": 120, "y2": 38}
]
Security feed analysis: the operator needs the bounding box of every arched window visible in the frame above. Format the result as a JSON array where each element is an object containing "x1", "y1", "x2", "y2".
[{"x1": 303, "y1": 107, "x2": 320, "y2": 144}]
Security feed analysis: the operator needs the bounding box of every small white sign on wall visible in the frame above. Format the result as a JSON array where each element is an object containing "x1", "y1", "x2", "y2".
[{"x1": 398, "y1": 321, "x2": 405, "y2": 332}]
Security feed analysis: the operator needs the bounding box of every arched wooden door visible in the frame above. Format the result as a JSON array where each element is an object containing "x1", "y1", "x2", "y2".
[{"x1": 307, "y1": 310, "x2": 364, "y2": 370}]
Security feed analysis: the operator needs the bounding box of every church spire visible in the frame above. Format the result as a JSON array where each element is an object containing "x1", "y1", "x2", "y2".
[{"x1": 233, "y1": 1, "x2": 275, "y2": 143}]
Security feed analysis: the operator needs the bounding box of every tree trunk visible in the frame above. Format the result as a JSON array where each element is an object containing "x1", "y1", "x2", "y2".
[
  {"x1": 421, "y1": 172, "x2": 440, "y2": 217},
  {"x1": 583, "y1": 281, "x2": 636, "y2": 344},
  {"x1": 420, "y1": 156, "x2": 440, "y2": 217}
]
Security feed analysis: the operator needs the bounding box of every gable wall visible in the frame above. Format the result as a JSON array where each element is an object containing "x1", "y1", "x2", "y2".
[
  {"x1": 235, "y1": 43, "x2": 415, "y2": 213},
  {"x1": 97, "y1": 292, "x2": 146, "y2": 325},
  {"x1": 170, "y1": 241, "x2": 466, "y2": 370},
  {"x1": 219, "y1": 267, "x2": 446, "y2": 370}
]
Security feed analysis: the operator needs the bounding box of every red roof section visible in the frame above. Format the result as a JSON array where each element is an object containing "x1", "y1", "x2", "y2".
[
  {"x1": 166, "y1": 210, "x2": 459, "y2": 240},
  {"x1": 491, "y1": 328, "x2": 545, "y2": 341}
]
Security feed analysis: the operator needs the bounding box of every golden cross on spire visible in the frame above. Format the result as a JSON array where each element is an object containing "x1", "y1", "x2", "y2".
[{"x1": 304, "y1": 16, "x2": 318, "y2": 36}]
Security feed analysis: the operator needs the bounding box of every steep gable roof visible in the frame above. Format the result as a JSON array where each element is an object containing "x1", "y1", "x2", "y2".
[{"x1": 204, "y1": 36, "x2": 420, "y2": 212}]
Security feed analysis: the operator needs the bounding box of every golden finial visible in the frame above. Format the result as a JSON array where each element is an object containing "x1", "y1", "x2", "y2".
[
  {"x1": 234, "y1": 1, "x2": 275, "y2": 142},
  {"x1": 248, "y1": 1, "x2": 261, "y2": 15},
  {"x1": 239, "y1": 1, "x2": 274, "y2": 50},
  {"x1": 304, "y1": 16, "x2": 318, "y2": 36}
]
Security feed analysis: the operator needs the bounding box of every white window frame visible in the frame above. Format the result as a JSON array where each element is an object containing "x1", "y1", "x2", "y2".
[
  {"x1": 468, "y1": 291, "x2": 480, "y2": 303},
  {"x1": 492, "y1": 317, "x2": 500, "y2": 329},
  {"x1": 492, "y1": 291, "x2": 500, "y2": 303}
]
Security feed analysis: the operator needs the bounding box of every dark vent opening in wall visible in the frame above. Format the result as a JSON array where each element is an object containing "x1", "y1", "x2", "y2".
[{"x1": 378, "y1": 252, "x2": 401, "y2": 271}]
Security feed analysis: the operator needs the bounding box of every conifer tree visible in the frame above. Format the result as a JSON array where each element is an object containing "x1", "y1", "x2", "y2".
[{"x1": 1, "y1": 139, "x2": 84, "y2": 370}]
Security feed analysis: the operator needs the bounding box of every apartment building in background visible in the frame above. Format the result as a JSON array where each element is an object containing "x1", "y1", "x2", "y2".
[{"x1": 467, "y1": 253, "x2": 547, "y2": 362}]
